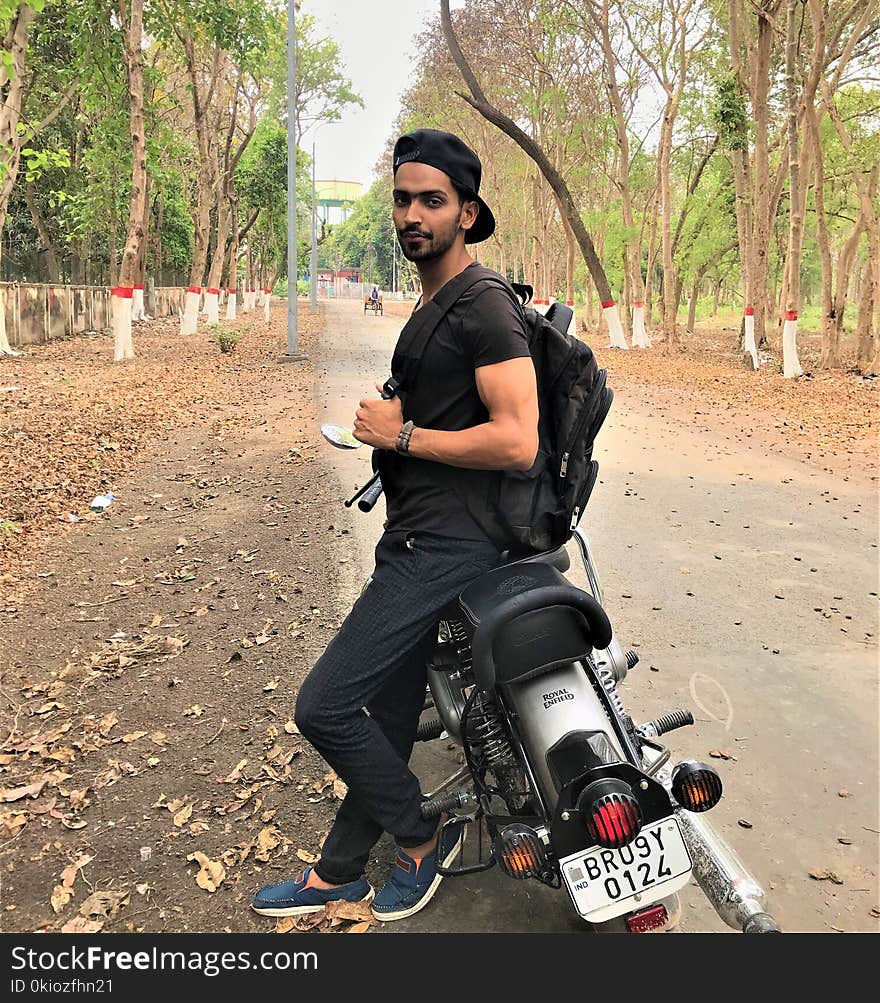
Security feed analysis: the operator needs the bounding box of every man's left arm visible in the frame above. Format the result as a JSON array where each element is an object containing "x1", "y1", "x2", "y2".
[{"x1": 354, "y1": 356, "x2": 538, "y2": 472}]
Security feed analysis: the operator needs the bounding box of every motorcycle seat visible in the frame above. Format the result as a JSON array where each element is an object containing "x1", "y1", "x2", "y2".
[{"x1": 456, "y1": 561, "x2": 612, "y2": 692}]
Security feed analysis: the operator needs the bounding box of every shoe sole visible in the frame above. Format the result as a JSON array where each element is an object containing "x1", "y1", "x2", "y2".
[
  {"x1": 371, "y1": 830, "x2": 465, "y2": 923},
  {"x1": 251, "y1": 888, "x2": 374, "y2": 918}
]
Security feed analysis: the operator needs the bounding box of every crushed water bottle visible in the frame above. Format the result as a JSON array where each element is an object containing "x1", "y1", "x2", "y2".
[{"x1": 89, "y1": 492, "x2": 116, "y2": 512}]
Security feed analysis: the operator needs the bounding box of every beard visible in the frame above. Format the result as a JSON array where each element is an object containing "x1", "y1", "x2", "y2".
[{"x1": 397, "y1": 210, "x2": 463, "y2": 262}]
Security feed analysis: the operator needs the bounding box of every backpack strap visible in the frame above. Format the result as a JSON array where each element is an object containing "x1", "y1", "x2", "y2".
[{"x1": 391, "y1": 264, "x2": 518, "y2": 391}]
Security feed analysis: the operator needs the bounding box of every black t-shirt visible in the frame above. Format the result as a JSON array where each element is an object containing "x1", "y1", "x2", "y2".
[{"x1": 377, "y1": 262, "x2": 532, "y2": 542}]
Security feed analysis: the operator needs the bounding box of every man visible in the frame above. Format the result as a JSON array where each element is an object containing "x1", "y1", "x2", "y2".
[
  {"x1": 370, "y1": 284, "x2": 379, "y2": 302},
  {"x1": 251, "y1": 129, "x2": 538, "y2": 922}
]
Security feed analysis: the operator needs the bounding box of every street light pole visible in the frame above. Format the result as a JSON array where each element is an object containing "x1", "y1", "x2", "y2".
[
  {"x1": 283, "y1": 0, "x2": 305, "y2": 360},
  {"x1": 310, "y1": 140, "x2": 318, "y2": 313}
]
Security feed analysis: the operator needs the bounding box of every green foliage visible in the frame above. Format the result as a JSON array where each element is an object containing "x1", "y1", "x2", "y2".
[
  {"x1": 213, "y1": 327, "x2": 240, "y2": 353},
  {"x1": 713, "y1": 72, "x2": 749, "y2": 152}
]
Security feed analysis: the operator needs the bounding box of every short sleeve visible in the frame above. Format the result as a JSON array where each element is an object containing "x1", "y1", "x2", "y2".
[{"x1": 458, "y1": 284, "x2": 531, "y2": 368}]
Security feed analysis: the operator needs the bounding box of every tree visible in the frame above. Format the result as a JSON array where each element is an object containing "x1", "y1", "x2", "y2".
[
  {"x1": 439, "y1": 0, "x2": 627, "y2": 348},
  {"x1": 112, "y1": 0, "x2": 148, "y2": 362}
]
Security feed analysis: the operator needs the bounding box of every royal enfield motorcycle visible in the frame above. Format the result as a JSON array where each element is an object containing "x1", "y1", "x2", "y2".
[{"x1": 321, "y1": 316, "x2": 780, "y2": 936}]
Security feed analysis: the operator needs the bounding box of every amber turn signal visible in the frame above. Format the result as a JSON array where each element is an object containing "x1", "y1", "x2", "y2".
[
  {"x1": 494, "y1": 824, "x2": 548, "y2": 880},
  {"x1": 672, "y1": 761, "x2": 723, "y2": 812}
]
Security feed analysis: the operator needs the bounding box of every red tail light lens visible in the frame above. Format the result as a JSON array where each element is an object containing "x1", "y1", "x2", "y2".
[
  {"x1": 626, "y1": 904, "x2": 669, "y2": 933},
  {"x1": 576, "y1": 779, "x2": 643, "y2": 848},
  {"x1": 586, "y1": 793, "x2": 642, "y2": 848}
]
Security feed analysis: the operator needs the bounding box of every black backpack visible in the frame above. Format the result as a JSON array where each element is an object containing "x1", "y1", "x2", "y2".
[
  {"x1": 389, "y1": 265, "x2": 612, "y2": 554},
  {"x1": 484, "y1": 285, "x2": 613, "y2": 553}
]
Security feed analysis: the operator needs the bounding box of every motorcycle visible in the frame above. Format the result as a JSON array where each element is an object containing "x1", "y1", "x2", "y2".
[{"x1": 321, "y1": 314, "x2": 781, "y2": 935}]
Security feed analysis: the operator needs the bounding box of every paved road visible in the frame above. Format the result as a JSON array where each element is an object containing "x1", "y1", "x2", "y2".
[{"x1": 312, "y1": 298, "x2": 879, "y2": 934}]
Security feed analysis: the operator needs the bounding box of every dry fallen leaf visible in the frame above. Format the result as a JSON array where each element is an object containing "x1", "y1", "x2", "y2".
[
  {"x1": 98, "y1": 711, "x2": 119, "y2": 737},
  {"x1": 121, "y1": 731, "x2": 148, "y2": 744},
  {"x1": 61, "y1": 917, "x2": 104, "y2": 934},
  {"x1": 809, "y1": 869, "x2": 844, "y2": 885},
  {"x1": 346, "y1": 921, "x2": 372, "y2": 934},
  {"x1": 324, "y1": 899, "x2": 374, "y2": 924},
  {"x1": 283, "y1": 720, "x2": 299, "y2": 735},
  {"x1": 332, "y1": 778, "x2": 348, "y2": 800},
  {"x1": 182, "y1": 705, "x2": 203, "y2": 718},
  {"x1": 51, "y1": 884, "x2": 73, "y2": 914},
  {"x1": 255, "y1": 825, "x2": 282, "y2": 862},
  {"x1": 1, "y1": 779, "x2": 48, "y2": 802},
  {"x1": 708, "y1": 749, "x2": 737, "y2": 761},
  {"x1": 79, "y1": 890, "x2": 130, "y2": 918},
  {"x1": 173, "y1": 803, "x2": 194, "y2": 827},
  {"x1": 220, "y1": 759, "x2": 248, "y2": 783},
  {"x1": 187, "y1": 851, "x2": 225, "y2": 892},
  {"x1": 296, "y1": 848, "x2": 318, "y2": 863},
  {"x1": 263, "y1": 678, "x2": 279, "y2": 692}
]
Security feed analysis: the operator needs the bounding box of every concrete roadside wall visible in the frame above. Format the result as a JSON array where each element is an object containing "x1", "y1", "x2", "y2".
[{"x1": 1, "y1": 283, "x2": 186, "y2": 348}]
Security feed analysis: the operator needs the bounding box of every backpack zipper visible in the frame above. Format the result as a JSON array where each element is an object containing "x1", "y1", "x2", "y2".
[{"x1": 560, "y1": 452, "x2": 570, "y2": 478}]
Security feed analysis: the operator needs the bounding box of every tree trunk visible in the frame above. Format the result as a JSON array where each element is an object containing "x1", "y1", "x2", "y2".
[
  {"x1": 750, "y1": 4, "x2": 781, "y2": 350},
  {"x1": 687, "y1": 279, "x2": 699, "y2": 334},
  {"x1": 857, "y1": 231, "x2": 877, "y2": 373},
  {"x1": 0, "y1": 6, "x2": 37, "y2": 356},
  {"x1": 23, "y1": 182, "x2": 60, "y2": 283},
  {"x1": 782, "y1": 0, "x2": 803, "y2": 378}
]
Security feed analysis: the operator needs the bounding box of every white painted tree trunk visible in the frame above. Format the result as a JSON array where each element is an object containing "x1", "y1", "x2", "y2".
[
  {"x1": 782, "y1": 313, "x2": 803, "y2": 378},
  {"x1": 0, "y1": 294, "x2": 20, "y2": 356},
  {"x1": 565, "y1": 299, "x2": 575, "y2": 336},
  {"x1": 180, "y1": 286, "x2": 200, "y2": 335},
  {"x1": 249, "y1": 288, "x2": 257, "y2": 311},
  {"x1": 241, "y1": 288, "x2": 251, "y2": 313},
  {"x1": 603, "y1": 301, "x2": 629, "y2": 349},
  {"x1": 263, "y1": 288, "x2": 270, "y2": 322},
  {"x1": 205, "y1": 288, "x2": 220, "y2": 326},
  {"x1": 131, "y1": 284, "x2": 146, "y2": 322},
  {"x1": 631, "y1": 301, "x2": 652, "y2": 348},
  {"x1": 744, "y1": 308, "x2": 759, "y2": 370},
  {"x1": 112, "y1": 287, "x2": 135, "y2": 361},
  {"x1": 225, "y1": 289, "x2": 237, "y2": 321}
]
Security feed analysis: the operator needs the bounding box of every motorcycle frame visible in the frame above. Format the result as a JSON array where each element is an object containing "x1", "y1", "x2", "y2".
[{"x1": 424, "y1": 523, "x2": 781, "y2": 932}]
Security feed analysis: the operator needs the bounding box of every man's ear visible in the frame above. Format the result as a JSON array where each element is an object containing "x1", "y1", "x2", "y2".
[{"x1": 459, "y1": 199, "x2": 479, "y2": 236}]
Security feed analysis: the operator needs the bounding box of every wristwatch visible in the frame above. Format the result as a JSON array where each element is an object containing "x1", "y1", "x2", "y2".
[{"x1": 396, "y1": 420, "x2": 415, "y2": 455}]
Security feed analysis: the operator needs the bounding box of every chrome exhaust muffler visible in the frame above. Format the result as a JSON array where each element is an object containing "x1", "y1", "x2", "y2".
[{"x1": 675, "y1": 809, "x2": 781, "y2": 932}]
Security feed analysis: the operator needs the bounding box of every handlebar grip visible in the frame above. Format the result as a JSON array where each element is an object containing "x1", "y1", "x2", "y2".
[{"x1": 357, "y1": 479, "x2": 384, "y2": 512}]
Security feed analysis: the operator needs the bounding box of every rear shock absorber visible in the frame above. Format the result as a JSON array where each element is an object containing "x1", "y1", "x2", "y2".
[
  {"x1": 594, "y1": 661, "x2": 627, "y2": 719},
  {"x1": 469, "y1": 692, "x2": 514, "y2": 768}
]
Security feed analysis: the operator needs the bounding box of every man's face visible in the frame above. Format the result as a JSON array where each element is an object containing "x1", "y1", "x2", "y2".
[{"x1": 392, "y1": 162, "x2": 477, "y2": 262}]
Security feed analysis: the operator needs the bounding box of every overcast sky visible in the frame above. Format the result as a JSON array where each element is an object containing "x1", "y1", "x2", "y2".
[{"x1": 302, "y1": 1, "x2": 466, "y2": 192}]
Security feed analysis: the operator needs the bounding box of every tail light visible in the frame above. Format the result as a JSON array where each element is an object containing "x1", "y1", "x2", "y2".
[
  {"x1": 577, "y1": 779, "x2": 642, "y2": 849},
  {"x1": 672, "y1": 761, "x2": 723, "y2": 812},
  {"x1": 494, "y1": 824, "x2": 548, "y2": 880},
  {"x1": 625, "y1": 904, "x2": 669, "y2": 933}
]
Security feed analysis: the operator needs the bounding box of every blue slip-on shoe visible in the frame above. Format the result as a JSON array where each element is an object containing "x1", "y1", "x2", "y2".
[
  {"x1": 251, "y1": 866, "x2": 374, "y2": 917},
  {"x1": 371, "y1": 817, "x2": 466, "y2": 922}
]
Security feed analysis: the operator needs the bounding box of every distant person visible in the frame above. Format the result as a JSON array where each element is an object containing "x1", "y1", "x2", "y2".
[{"x1": 370, "y1": 285, "x2": 379, "y2": 303}]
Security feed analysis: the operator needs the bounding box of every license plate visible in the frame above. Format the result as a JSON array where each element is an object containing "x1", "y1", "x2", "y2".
[{"x1": 560, "y1": 816, "x2": 692, "y2": 923}]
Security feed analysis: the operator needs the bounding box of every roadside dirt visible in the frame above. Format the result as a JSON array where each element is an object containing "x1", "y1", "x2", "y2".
[{"x1": 0, "y1": 304, "x2": 372, "y2": 933}]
